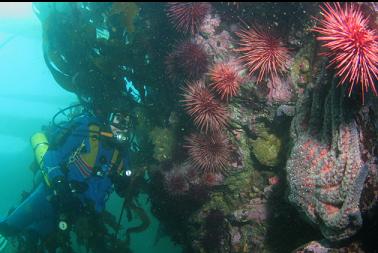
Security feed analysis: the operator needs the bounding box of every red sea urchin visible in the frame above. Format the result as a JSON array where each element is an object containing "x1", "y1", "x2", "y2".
[
  {"x1": 182, "y1": 80, "x2": 228, "y2": 132},
  {"x1": 209, "y1": 62, "x2": 243, "y2": 101},
  {"x1": 166, "y1": 42, "x2": 209, "y2": 82},
  {"x1": 312, "y1": 2, "x2": 378, "y2": 102},
  {"x1": 163, "y1": 168, "x2": 190, "y2": 197},
  {"x1": 184, "y1": 131, "x2": 232, "y2": 174},
  {"x1": 167, "y1": 2, "x2": 211, "y2": 34},
  {"x1": 235, "y1": 26, "x2": 290, "y2": 83}
]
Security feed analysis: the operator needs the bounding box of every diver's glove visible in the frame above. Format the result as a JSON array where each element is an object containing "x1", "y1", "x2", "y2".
[
  {"x1": 112, "y1": 170, "x2": 132, "y2": 198},
  {"x1": 51, "y1": 176, "x2": 71, "y2": 199},
  {"x1": 50, "y1": 177, "x2": 81, "y2": 215},
  {"x1": 51, "y1": 176, "x2": 73, "y2": 209}
]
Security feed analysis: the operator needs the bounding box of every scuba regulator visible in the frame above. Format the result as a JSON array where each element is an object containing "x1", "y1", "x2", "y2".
[{"x1": 107, "y1": 111, "x2": 132, "y2": 145}]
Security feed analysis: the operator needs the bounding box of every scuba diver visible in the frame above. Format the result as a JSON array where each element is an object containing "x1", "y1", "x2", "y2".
[{"x1": 0, "y1": 105, "x2": 134, "y2": 252}]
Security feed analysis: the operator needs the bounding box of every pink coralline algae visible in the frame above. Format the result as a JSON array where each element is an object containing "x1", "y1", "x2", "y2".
[
  {"x1": 266, "y1": 75, "x2": 295, "y2": 104},
  {"x1": 294, "y1": 241, "x2": 331, "y2": 253},
  {"x1": 286, "y1": 76, "x2": 372, "y2": 241},
  {"x1": 192, "y1": 13, "x2": 231, "y2": 63},
  {"x1": 198, "y1": 13, "x2": 221, "y2": 36},
  {"x1": 194, "y1": 30, "x2": 234, "y2": 63}
]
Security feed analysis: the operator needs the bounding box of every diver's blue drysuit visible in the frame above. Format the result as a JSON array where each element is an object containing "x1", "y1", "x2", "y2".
[{"x1": 0, "y1": 113, "x2": 130, "y2": 238}]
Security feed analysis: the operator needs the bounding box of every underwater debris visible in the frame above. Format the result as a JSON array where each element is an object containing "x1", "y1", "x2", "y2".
[
  {"x1": 312, "y1": 2, "x2": 378, "y2": 102},
  {"x1": 286, "y1": 75, "x2": 376, "y2": 241}
]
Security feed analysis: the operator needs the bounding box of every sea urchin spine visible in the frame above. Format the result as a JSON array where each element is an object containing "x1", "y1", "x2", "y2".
[
  {"x1": 235, "y1": 26, "x2": 290, "y2": 83},
  {"x1": 209, "y1": 62, "x2": 243, "y2": 101},
  {"x1": 182, "y1": 80, "x2": 228, "y2": 132},
  {"x1": 312, "y1": 2, "x2": 378, "y2": 102},
  {"x1": 167, "y1": 2, "x2": 211, "y2": 35}
]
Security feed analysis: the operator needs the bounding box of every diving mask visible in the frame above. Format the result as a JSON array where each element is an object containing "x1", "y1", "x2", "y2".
[{"x1": 109, "y1": 112, "x2": 130, "y2": 144}]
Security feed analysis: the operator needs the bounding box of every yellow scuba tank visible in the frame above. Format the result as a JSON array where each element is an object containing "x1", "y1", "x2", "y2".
[{"x1": 30, "y1": 132, "x2": 51, "y2": 187}]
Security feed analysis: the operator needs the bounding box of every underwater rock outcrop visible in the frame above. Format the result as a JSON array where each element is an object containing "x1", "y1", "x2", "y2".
[
  {"x1": 293, "y1": 240, "x2": 366, "y2": 253},
  {"x1": 286, "y1": 73, "x2": 376, "y2": 241},
  {"x1": 250, "y1": 124, "x2": 282, "y2": 167},
  {"x1": 33, "y1": 2, "x2": 378, "y2": 252}
]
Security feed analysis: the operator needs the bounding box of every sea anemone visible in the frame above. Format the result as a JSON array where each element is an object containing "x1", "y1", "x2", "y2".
[
  {"x1": 167, "y1": 2, "x2": 211, "y2": 34},
  {"x1": 184, "y1": 131, "x2": 232, "y2": 174},
  {"x1": 235, "y1": 25, "x2": 290, "y2": 83},
  {"x1": 166, "y1": 42, "x2": 209, "y2": 82},
  {"x1": 181, "y1": 80, "x2": 228, "y2": 132},
  {"x1": 209, "y1": 62, "x2": 243, "y2": 101},
  {"x1": 312, "y1": 2, "x2": 378, "y2": 102}
]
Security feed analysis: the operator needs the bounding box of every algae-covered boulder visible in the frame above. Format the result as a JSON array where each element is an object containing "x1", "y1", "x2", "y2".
[
  {"x1": 250, "y1": 127, "x2": 282, "y2": 167},
  {"x1": 149, "y1": 127, "x2": 175, "y2": 162}
]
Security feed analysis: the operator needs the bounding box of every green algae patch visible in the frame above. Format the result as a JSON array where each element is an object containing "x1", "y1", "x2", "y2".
[{"x1": 149, "y1": 127, "x2": 176, "y2": 162}]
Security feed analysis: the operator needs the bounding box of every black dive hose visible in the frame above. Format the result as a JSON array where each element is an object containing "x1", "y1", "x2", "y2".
[
  {"x1": 114, "y1": 198, "x2": 127, "y2": 240},
  {"x1": 51, "y1": 103, "x2": 138, "y2": 146},
  {"x1": 52, "y1": 103, "x2": 87, "y2": 131},
  {"x1": 51, "y1": 104, "x2": 111, "y2": 138}
]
